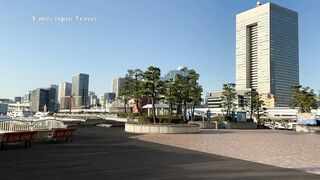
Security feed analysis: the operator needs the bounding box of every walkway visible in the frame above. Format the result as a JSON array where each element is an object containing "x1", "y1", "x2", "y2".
[
  {"x1": 0, "y1": 126, "x2": 319, "y2": 180},
  {"x1": 135, "y1": 129, "x2": 320, "y2": 175}
]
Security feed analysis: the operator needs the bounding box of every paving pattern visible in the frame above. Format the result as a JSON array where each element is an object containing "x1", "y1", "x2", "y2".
[
  {"x1": 133, "y1": 129, "x2": 320, "y2": 174},
  {"x1": 1, "y1": 125, "x2": 319, "y2": 179}
]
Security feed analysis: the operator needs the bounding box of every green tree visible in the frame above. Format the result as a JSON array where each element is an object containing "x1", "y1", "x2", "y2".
[
  {"x1": 244, "y1": 89, "x2": 265, "y2": 123},
  {"x1": 118, "y1": 76, "x2": 132, "y2": 113},
  {"x1": 143, "y1": 66, "x2": 163, "y2": 123},
  {"x1": 291, "y1": 85, "x2": 318, "y2": 113},
  {"x1": 163, "y1": 79, "x2": 177, "y2": 116},
  {"x1": 126, "y1": 69, "x2": 145, "y2": 115},
  {"x1": 221, "y1": 83, "x2": 236, "y2": 121},
  {"x1": 189, "y1": 84, "x2": 202, "y2": 121},
  {"x1": 174, "y1": 69, "x2": 201, "y2": 122}
]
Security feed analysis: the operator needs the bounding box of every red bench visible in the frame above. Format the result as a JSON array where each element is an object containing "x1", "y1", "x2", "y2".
[
  {"x1": 0, "y1": 131, "x2": 38, "y2": 150},
  {"x1": 46, "y1": 128, "x2": 76, "y2": 143}
]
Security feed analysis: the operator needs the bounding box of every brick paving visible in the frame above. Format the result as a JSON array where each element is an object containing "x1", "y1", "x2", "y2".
[{"x1": 133, "y1": 129, "x2": 320, "y2": 174}]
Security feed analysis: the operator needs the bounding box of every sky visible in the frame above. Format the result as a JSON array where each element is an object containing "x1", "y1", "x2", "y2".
[{"x1": 0, "y1": 0, "x2": 320, "y2": 99}]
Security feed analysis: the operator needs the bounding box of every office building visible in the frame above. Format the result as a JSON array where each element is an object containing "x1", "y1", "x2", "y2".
[
  {"x1": 50, "y1": 84, "x2": 59, "y2": 110},
  {"x1": 14, "y1": 97, "x2": 22, "y2": 103},
  {"x1": 59, "y1": 82, "x2": 72, "y2": 109},
  {"x1": 105, "y1": 92, "x2": 116, "y2": 103},
  {"x1": 161, "y1": 66, "x2": 189, "y2": 81},
  {"x1": 89, "y1": 91, "x2": 99, "y2": 107},
  {"x1": 23, "y1": 91, "x2": 31, "y2": 103},
  {"x1": 206, "y1": 90, "x2": 244, "y2": 109},
  {"x1": 235, "y1": 2, "x2": 299, "y2": 107},
  {"x1": 0, "y1": 99, "x2": 11, "y2": 104},
  {"x1": 72, "y1": 73, "x2": 89, "y2": 108},
  {"x1": 0, "y1": 103, "x2": 8, "y2": 115},
  {"x1": 112, "y1": 77, "x2": 124, "y2": 97},
  {"x1": 30, "y1": 86, "x2": 57, "y2": 113}
]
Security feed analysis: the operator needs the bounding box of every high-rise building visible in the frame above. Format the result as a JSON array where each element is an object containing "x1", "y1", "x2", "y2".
[
  {"x1": 105, "y1": 92, "x2": 116, "y2": 103},
  {"x1": 50, "y1": 84, "x2": 59, "y2": 111},
  {"x1": 72, "y1": 73, "x2": 89, "y2": 108},
  {"x1": 235, "y1": 2, "x2": 299, "y2": 107},
  {"x1": 30, "y1": 87, "x2": 57, "y2": 112},
  {"x1": 48, "y1": 86, "x2": 57, "y2": 112},
  {"x1": 23, "y1": 91, "x2": 31, "y2": 103},
  {"x1": 161, "y1": 66, "x2": 189, "y2": 81},
  {"x1": 59, "y1": 82, "x2": 72, "y2": 109},
  {"x1": 89, "y1": 91, "x2": 99, "y2": 107},
  {"x1": 112, "y1": 77, "x2": 124, "y2": 97}
]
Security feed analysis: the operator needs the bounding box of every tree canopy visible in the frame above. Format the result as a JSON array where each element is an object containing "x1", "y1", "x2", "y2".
[
  {"x1": 291, "y1": 85, "x2": 318, "y2": 113},
  {"x1": 221, "y1": 83, "x2": 236, "y2": 121},
  {"x1": 243, "y1": 89, "x2": 265, "y2": 122}
]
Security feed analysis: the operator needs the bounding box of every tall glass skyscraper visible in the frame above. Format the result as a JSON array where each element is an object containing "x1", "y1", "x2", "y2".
[
  {"x1": 72, "y1": 73, "x2": 89, "y2": 108},
  {"x1": 236, "y1": 2, "x2": 299, "y2": 107}
]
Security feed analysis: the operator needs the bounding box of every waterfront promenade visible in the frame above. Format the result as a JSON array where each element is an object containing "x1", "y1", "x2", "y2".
[
  {"x1": 135, "y1": 129, "x2": 320, "y2": 175},
  {"x1": 0, "y1": 125, "x2": 319, "y2": 180}
]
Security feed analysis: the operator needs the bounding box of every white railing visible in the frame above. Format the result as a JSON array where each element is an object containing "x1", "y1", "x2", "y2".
[
  {"x1": 0, "y1": 120, "x2": 31, "y2": 132},
  {"x1": 0, "y1": 119, "x2": 67, "y2": 132},
  {"x1": 31, "y1": 119, "x2": 67, "y2": 131}
]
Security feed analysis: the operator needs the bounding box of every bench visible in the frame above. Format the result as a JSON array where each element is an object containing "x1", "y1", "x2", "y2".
[
  {"x1": 46, "y1": 128, "x2": 76, "y2": 143},
  {"x1": 0, "y1": 131, "x2": 38, "y2": 150}
]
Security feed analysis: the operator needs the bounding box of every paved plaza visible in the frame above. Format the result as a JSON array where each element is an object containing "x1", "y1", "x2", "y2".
[
  {"x1": 134, "y1": 129, "x2": 320, "y2": 175},
  {"x1": 0, "y1": 125, "x2": 319, "y2": 179}
]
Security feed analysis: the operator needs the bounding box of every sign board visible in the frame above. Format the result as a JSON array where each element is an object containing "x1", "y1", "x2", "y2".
[{"x1": 297, "y1": 113, "x2": 317, "y2": 125}]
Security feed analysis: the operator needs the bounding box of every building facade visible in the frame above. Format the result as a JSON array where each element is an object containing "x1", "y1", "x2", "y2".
[
  {"x1": 59, "y1": 82, "x2": 72, "y2": 110},
  {"x1": 23, "y1": 91, "x2": 31, "y2": 103},
  {"x1": 112, "y1": 77, "x2": 124, "y2": 98},
  {"x1": 236, "y1": 2, "x2": 299, "y2": 107},
  {"x1": 161, "y1": 66, "x2": 189, "y2": 81},
  {"x1": 30, "y1": 87, "x2": 57, "y2": 113},
  {"x1": 72, "y1": 73, "x2": 89, "y2": 108},
  {"x1": 105, "y1": 92, "x2": 116, "y2": 103},
  {"x1": 0, "y1": 103, "x2": 8, "y2": 115}
]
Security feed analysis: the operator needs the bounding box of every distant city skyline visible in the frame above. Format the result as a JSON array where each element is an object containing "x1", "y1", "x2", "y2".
[{"x1": 1, "y1": 0, "x2": 320, "y2": 99}]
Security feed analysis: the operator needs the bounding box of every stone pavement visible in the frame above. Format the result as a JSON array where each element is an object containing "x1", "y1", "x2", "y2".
[
  {"x1": 134, "y1": 129, "x2": 320, "y2": 174},
  {"x1": 0, "y1": 126, "x2": 319, "y2": 179}
]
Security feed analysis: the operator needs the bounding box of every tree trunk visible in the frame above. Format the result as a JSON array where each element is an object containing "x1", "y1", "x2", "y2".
[
  {"x1": 151, "y1": 97, "x2": 156, "y2": 123},
  {"x1": 176, "y1": 103, "x2": 180, "y2": 117},
  {"x1": 135, "y1": 99, "x2": 142, "y2": 116},
  {"x1": 124, "y1": 99, "x2": 127, "y2": 113},
  {"x1": 169, "y1": 101, "x2": 173, "y2": 116},
  {"x1": 183, "y1": 101, "x2": 187, "y2": 122},
  {"x1": 191, "y1": 102, "x2": 195, "y2": 121}
]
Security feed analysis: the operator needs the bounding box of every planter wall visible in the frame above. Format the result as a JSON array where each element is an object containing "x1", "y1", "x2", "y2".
[
  {"x1": 296, "y1": 125, "x2": 320, "y2": 133},
  {"x1": 188, "y1": 121, "x2": 216, "y2": 129},
  {"x1": 218, "y1": 121, "x2": 257, "y2": 129},
  {"x1": 125, "y1": 123, "x2": 200, "y2": 134}
]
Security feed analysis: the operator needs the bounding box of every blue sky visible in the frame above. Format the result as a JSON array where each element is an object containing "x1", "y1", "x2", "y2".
[{"x1": 0, "y1": 0, "x2": 319, "y2": 99}]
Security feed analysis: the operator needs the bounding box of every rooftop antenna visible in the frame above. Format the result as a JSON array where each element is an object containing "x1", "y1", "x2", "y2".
[{"x1": 256, "y1": 1, "x2": 261, "y2": 7}]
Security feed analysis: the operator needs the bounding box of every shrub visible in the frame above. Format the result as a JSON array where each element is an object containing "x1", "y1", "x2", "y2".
[
  {"x1": 191, "y1": 116, "x2": 203, "y2": 121},
  {"x1": 116, "y1": 112, "x2": 129, "y2": 118},
  {"x1": 212, "y1": 115, "x2": 225, "y2": 121}
]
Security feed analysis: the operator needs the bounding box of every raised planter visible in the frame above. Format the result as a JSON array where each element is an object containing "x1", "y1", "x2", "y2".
[
  {"x1": 218, "y1": 121, "x2": 257, "y2": 129},
  {"x1": 296, "y1": 125, "x2": 320, "y2": 133},
  {"x1": 188, "y1": 121, "x2": 216, "y2": 129},
  {"x1": 125, "y1": 123, "x2": 200, "y2": 134}
]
